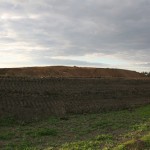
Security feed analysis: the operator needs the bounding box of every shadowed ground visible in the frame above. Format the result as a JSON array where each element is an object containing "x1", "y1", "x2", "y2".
[{"x1": 0, "y1": 77, "x2": 150, "y2": 120}]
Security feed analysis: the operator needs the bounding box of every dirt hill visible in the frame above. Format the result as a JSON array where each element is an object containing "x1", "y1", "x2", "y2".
[{"x1": 0, "y1": 66, "x2": 145, "y2": 78}]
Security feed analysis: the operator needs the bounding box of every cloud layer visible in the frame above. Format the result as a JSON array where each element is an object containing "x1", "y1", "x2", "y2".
[{"x1": 0, "y1": 0, "x2": 150, "y2": 71}]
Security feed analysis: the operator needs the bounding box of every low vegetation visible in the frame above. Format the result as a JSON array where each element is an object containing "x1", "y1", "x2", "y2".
[
  {"x1": 1, "y1": 105, "x2": 150, "y2": 149},
  {"x1": 141, "y1": 72, "x2": 150, "y2": 77}
]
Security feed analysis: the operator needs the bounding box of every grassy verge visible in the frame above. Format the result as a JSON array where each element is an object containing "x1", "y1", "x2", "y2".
[{"x1": 1, "y1": 105, "x2": 150, "y2": 149}]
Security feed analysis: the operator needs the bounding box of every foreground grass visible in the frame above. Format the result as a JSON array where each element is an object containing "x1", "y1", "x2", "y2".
[{"x1": 1, "y1": 105, "x2": 150, "y2": 149}]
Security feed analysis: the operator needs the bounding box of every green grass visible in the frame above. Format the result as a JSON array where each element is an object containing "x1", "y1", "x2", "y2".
[
  {"x1": 1, "y1": 105, "x2": 150, "y2": 149},
  {"x1": 4, "y1": 140, "x2": 36, "y2": 150},
  {"x1": 0, "y1": 117, "x2": 17, "y2": 127},
  {"x1": 141, "y1": 133, "x2": 150, "y2": 147},
  {"x1": 60, "y1": 134, "x2": 113, "y2": 150},
  {"x1": 0, "y1": 132, "x2": 15, "y2": 140},
  {"x1": 26, "y1": 128, "x2": 58, "y2": 137},
  {"x1": 113, "y1": 133, "x2": 150, "y2": 150}
]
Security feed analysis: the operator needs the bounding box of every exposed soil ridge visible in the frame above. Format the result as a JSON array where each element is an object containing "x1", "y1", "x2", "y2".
[{"x1": 0, "y1": 66, "x2": 145, "y2": 78}]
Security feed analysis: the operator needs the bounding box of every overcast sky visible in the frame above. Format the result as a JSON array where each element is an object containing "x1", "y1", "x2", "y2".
[{"x1": 0, "y1": 0, "x2": 150, "y2": 71}]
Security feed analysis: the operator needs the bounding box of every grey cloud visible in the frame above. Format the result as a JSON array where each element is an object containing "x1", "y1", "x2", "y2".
[
  {"x1": 138, "y1": 63, "x2": 150, "y2": 67},
  {"x1": 0, "y1": 0, "x2": 150, "y2": 71},
  {"x1": 33, "y1": 57, "x2": 108, "y2": 68}
]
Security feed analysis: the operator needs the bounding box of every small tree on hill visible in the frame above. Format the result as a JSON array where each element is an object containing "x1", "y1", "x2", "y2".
[{"x1": 141, "y1": 72, "x2": 150, "y2": 77}]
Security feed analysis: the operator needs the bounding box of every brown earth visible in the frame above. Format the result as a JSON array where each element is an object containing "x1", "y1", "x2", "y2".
[
  {"x1": 0, "y1": 66, "x2": 145, "y2": 78},
  {"x1": 0, "y1": 66, "x2": 148, "y2": 120},
  {"x1": 0, "y1": 76, "x2": 150, "y2": 120}
]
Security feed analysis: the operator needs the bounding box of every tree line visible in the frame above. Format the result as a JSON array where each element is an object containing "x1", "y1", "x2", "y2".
[{"x1": 141, "y1": 72, "x2": 150, "y2": 77}]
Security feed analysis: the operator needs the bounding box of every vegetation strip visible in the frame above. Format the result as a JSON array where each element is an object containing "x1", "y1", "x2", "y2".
[{"x1": 1, "y1": 105, "x2": 150, "y2": 149}]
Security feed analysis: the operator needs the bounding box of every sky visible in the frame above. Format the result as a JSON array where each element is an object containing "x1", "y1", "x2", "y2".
[{"x1": 0, "y1": 0, "x2": 150, "y2": 72}]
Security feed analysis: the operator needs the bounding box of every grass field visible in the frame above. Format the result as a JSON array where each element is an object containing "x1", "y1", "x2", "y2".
[{"x1": 1, "y1": 104, "x2": 150, "y2": 150}]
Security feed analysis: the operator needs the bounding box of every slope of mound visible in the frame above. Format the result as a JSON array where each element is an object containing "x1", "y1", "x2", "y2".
[{"x1": 0, "y1": 66, "x2": 145, "y2": 78}]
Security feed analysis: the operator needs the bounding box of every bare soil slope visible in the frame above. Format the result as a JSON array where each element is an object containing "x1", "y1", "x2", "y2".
[
  {"x1": 0, "y1": 66, "x2": 145, "y2": 78},
  {"x1": 0, "y1": 77, "x2": 150, "y2": 120}
]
